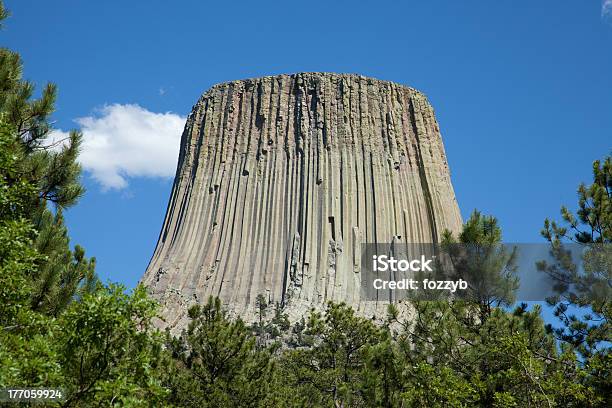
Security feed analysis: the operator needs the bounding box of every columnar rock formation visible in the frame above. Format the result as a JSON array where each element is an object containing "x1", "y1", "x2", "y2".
[{"x1": 141, "y1": 73, "x2": 462, "y2": 329}]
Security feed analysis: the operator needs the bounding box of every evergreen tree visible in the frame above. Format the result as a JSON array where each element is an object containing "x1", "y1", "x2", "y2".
[
  {"x1": 162, "y1": 297, "x2": 274, "y2": 407},
  {"x1": 539, "y1": 155, "x2": 611, "y2": 398},
  {"x1": 380, "y1": 211, "x2": 603, "y2": 407},
  {"x1": 539, "y1": 156, "x2": 611, "y2": 353},
  {"x1": 440, "y1": 210, "x2": 519, "y2": 322},
  {"x1": 0, "y1": 1, "x2": 96, "y2": 314},
  {"x1": 0, "y1": 120, "x2": 63, "y2": 389},
  {"x1": 267, "y1": 302, "x2": 290, "y2": 339},
  {"x1": 29, "y1": 208, "x2": 96, "y2": 315},
  {"x1": 58, "y1": 284, "x2": 167, "y2": 407},
  {"x1": 255, "y1": 294, "x2": 268, "y2": 328},
  {"x1": 277, "y1": 303, "x2": 382, "y2": 407}
]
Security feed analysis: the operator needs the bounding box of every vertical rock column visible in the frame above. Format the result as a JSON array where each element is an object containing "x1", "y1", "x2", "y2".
[{"x1": 141, "y1": 73, "x2": 462, "y2": 329}]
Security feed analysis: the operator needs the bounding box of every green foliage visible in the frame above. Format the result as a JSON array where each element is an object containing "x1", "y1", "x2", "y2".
[
  {"x1": 58, "y1": 284, "x2": 166, "y2": 407},
  {"x1": 0, "y1": 216, "x2": 61, "y2": 390},
  {"x1": 392, "y1": 300, "x2": 599, "y2": 406},
  {"x1": 0, "y1": 2, "x2": 95, "y2": 318},
  {"x1": 1, "y1": 6, "x2": 157, "y2": 406},
  {"x1": 0, "y1": 118, "x2": 61, "y2": 390},
  {"x1": 161, "y1": 297, "x2": 274, "y2": 407},
  {"x1": 250, "y1": 295, "x2": 290, "y2": 340},
  {"x1": 268, "y1": 302, "x2": 290, "y2": 338},
  {"x1": 0, "y1": 2, "x2": 8, "y2": 28},
  {"x1": 441, "y1": 210, "x2": 519, "y2": 321},
  {"x1": 372, "y1": 209, "x2": 607, "y2": 407},
  {"x1": 276, "y1": 303, "x2": 382, "y2": 407},
  {"x1": 539, "y1": 157, "x2": 610, "y2": 352},
  {"x1": 0, "y1": 121, "x2": 35, "y2": 220},
  {"x1": 30, "y1": 208, "x2": 97, "y2": 316},
  {"x1": 0, "y1": 44, "x2": 84, "y2": 209},
  {"x1": 393, "y1": 363, "x2": 476, "y2": 407}
]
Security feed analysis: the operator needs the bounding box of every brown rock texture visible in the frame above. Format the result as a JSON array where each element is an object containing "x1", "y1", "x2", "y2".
[{"x1": 141, "y1": 72, "x2": 462, "y2": 329}]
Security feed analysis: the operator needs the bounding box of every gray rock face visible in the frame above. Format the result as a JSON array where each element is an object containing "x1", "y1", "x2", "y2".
[{"x1": 141, "y1": 73, "x2": 462, "y2": 330}]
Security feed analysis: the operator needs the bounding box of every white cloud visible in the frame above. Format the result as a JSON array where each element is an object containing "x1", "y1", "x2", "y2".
[
  {"x1": 604, "y1": 0, "x2": 612, "y2": 20},
  {"x1": 46, "y1": 128, "x2": 72, "y2": 151},
  {"x1": 55, "y1": 104, "x2": 186, "y2": 190}
]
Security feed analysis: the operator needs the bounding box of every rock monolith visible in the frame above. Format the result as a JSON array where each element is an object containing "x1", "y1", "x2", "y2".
[{"x1": 141, "y1": 72, "x2": 462, "y2": 329}]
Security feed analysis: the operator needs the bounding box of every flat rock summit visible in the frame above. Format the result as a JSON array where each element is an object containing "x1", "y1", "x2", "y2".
[{"x1": 141, "y1": 72, "x2": 462, "y2": 329}]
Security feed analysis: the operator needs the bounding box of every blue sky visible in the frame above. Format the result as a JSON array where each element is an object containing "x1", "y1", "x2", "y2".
[{"x1": 3, "y1": 0, "x2": 611, "y2": 289}]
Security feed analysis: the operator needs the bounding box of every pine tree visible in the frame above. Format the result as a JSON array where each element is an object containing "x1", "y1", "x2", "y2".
[
  {"x1": 440, "y1": 210, "x2": 519, "y2": 322},
  {"x1": 29, "y1": 208, "x2": 96, "y2": 315},
  {"x1": 277, "y1": 302, "x2": 382, "y2": 407},
  {"x1": 383, "y1": 211, "x2": 602, "y2": 407},
  {"x1": 0, "y1": 1, "x2": 96, "y2": 314},
  {"x1": 539, "y1": 155, "x2": 611, "y2": 398},
  {"x1": 539, "y1": 157, "x2": 611, "y2": 353},
  {"x1": 0, "y1": 119, "x2": 63, "y2": 389},
  {"x1": 162, "y1": 297, "x2": 274, "y2": 407},
  {"x1": 255, "y1": 293, "x2": 267, "y2": 328},
  {"x1": 58, "y1": 285, "x2": 167, "y2": 407}
]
